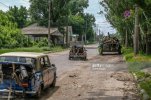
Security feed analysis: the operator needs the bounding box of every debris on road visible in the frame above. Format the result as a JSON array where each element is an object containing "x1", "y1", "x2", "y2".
[
  {"x1": 69, "y1": 73, "x2": 78, "y2": 78},
  {"x1": 45, "y1": 54, "x2": 140, "y2": 100},
  {"x1": 111, "y1": 72, "x2": 134, "y2": 81}
]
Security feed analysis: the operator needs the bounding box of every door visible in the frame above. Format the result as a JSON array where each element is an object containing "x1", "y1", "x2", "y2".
[
  {"x1": 43, "y1": 56, "x2": 54, "y2": 85},
  {"x1": 39, "y1": 56, "x2": 50, "y2": 87}
]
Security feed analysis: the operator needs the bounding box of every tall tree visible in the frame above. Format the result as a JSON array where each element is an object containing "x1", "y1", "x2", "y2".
[
  {"x1": 7, "y1": 6, "x2": 28, "y2": 28},
  {"x1": 100, "y1": 0, "x2": 151, "y2": 54},
  {"x1": 29, "y1": 0, "x2": 94, "y2": 39},
  {"x1": 29, "y1": 0, "x2": 71, "y2": 26},
  {"x1": 0, "y1": 10, "x2": 31, "y2": 48}
]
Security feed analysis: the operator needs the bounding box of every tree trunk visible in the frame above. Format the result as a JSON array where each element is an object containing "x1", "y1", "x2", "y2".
[
  {"x1": 125, "y1": 29, "x2": 128, "y2": 48},
  {"x1": 145, "y1": 34, "x2": 149, "y2": 54},
  {"x1": 134, "y1": 4, "x2": 139, "y2": 56},
  {"x1": 84, "y1": 34, "x2": 87, "y2": 44}
]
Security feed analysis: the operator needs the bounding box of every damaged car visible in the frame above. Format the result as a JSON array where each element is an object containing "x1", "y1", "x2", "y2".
[{"x1": 0, "y1": 52, "x2": 56, "y2": 98}]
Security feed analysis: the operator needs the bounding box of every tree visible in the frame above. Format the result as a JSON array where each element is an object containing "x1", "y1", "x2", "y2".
[
  {"x1": 100, "y1": 0, "x2": 151, "y2": 54},
  {"x1": 29, "y1": 0, "x2": 71, "y2": 26},
  {"x1": 7, "y1": 6, "x2": 28, "y2": 28},
  {"x1": 83, "y1": 13, "x2": 95, "y2": 41},
  {"x1": 0, "y1": 10, "x2": 32, "y2": 48},
  {"x1": 29, "y1": 0, "x2": 95, "y2": 42}
]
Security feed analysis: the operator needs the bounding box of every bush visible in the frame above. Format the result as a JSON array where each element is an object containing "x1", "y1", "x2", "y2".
[
  {"x1": 34, "y1": 38, "x2": 48, "y2": 47},
  {"x1": 0, "y1": 11, "x2": 34, "y2": 49}
]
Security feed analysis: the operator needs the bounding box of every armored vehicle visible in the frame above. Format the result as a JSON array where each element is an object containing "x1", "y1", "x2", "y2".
[{"x1": 98, "y1": 36, "x2": 121, "y2": 55}]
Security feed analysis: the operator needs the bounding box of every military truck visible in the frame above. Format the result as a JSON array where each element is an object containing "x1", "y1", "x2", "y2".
[
  {"x1": 98, "y1": 35, "x2": 121, "y2": 55},
  {"x1": 69, "y1": 44, "x2": 87, "y2": 60}
]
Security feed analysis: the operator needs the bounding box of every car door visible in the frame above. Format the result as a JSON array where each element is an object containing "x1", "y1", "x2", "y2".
[
  {"x1": 39, "y1": 56, "x2": 50, "y2": 87},
  {"x1": 43, "y1": 56, "x2": 54, "y2": 85}
]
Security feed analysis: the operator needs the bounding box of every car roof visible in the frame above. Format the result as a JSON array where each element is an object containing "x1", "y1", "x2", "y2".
[
  {"x1": 72, "y1": 45, "x2": 84, "y2": 47},
  {"x1": 0, "y1": 52, "x2": 47, "y2": 58}
]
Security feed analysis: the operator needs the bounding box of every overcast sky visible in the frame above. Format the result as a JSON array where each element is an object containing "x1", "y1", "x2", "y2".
[
  {"x1": 0, "y1": 0, "x2": 116, "y2": 35},
  {"x1": 84, "y1": 0, "x2": 116, "y2": 35},
  {"x1": 0, "y1": 0, "x2": 30, "y2": 11}
]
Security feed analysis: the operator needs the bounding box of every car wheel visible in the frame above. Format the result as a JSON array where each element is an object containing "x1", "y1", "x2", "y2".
[
  {"x1": 99, "y1": 48, "x2": 103, "y2": 55},
  {"x1": 51, "y1": 73, "x2": 56, "y2": 87},
  {"x1": 118, "y1": 51, "x2": 121, "y2": 55},
  {"x1": 83, "y1": 56, "x2": 87, "y2": 61}
]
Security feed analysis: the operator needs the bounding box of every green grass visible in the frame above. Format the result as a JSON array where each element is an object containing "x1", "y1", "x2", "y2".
[
  {"x1": 122, "y1": 47, "x2": 151, "y2": 62},
  {"x1": 0, "y1": 46, "x2": 66, "y2": 54},
  {"x1": 135, "y1": 72, "x2": 151, "y2": 97},
  {"x1": 122, "y1": 47, "x2": 151, "y2": 97}
]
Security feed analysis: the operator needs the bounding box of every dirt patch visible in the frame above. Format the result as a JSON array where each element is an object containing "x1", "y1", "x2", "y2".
[
  {"x1": 111, "y1": 72, "x2": 140, "y2": 100},
  {"x1": 111, "y1": 72, "x2": 134, "y2": 81}
]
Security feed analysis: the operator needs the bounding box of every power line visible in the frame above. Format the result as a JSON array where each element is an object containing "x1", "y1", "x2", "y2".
[
  {"x1": 0, "y1": 2, "x2": 9, "y2": 8},
  {"x1": 0, "y1": 0, "x2": 29, "y2": 7}
]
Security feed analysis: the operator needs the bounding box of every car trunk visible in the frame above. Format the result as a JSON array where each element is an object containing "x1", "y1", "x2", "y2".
[
  {"x1": 0, "y1": 63, "x2": 33, "y2": 92},
  {"x1": 70, "y1": 47, "x2": 84, "y2": 55},
  {"x1": 102, "y1": 43, "x2": 119, "y2": 52}
]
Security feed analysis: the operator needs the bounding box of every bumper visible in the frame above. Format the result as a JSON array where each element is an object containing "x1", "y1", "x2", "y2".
[
  {"x1": 0, "y1": 89, "x2": 37, "y2": 96},
  {"x1": 69, "y1": 55, "x2": 86, "y2": 58}
]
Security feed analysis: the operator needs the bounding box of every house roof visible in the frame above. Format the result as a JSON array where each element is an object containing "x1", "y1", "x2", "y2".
[{"x1": 22, "y1": 23, "x2": 63, "y2": 36}]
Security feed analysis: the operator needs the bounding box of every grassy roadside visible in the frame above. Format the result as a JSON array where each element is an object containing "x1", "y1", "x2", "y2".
[
  {"x1": 85, "y1": 41, "x2": 97, "y2": 45},
  {"x1": 122, "y1": 47, "x2": 151, "y2": 62},
  {"x1": 122, "y1": 47, "x2": 151, "y2": 99},
  {"x1": 0, "y1": 46, "x2": 67, "y2": 54}
]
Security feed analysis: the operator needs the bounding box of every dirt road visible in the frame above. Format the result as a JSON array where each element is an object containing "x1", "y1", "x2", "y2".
[
  {"x1": 20, "y1": 44, "x2": 139, "y2": 100},
  {"x1": 37, "y1": 44, "x2": 138, "y2": 100}
]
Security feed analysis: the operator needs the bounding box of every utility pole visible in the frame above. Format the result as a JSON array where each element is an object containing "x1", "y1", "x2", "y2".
[
  {"x1": 85, "y1": 19, "x2": 87, "y2": 44},
  {"x1": 48, "y1": 0, "x2": 51, "y2": 47},
  {"x1": 134, "y1": 4, "x2": 139, "y2": 56},
  {"x1": 66, "y1": 25, "x2": 69, "y2": 47},
  {"x1": 65, "y1": 0, "x2": 69, "y2": 47}
]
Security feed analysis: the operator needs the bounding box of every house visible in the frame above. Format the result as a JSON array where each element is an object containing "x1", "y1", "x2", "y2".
[{"x1": 22, "y1": 23, "x2": 63, "y2": 45}]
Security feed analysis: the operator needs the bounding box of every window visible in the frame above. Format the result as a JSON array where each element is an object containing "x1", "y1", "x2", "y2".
[
  {"x1": 44, "y1": 56, "x2": 50, "y2": 66},
  {"x1": 0, "y1": 56, "x2": 36, "y2": 66},
  {"x1": 40, "y1": 56, "x2": 50, "y2": 69}
]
